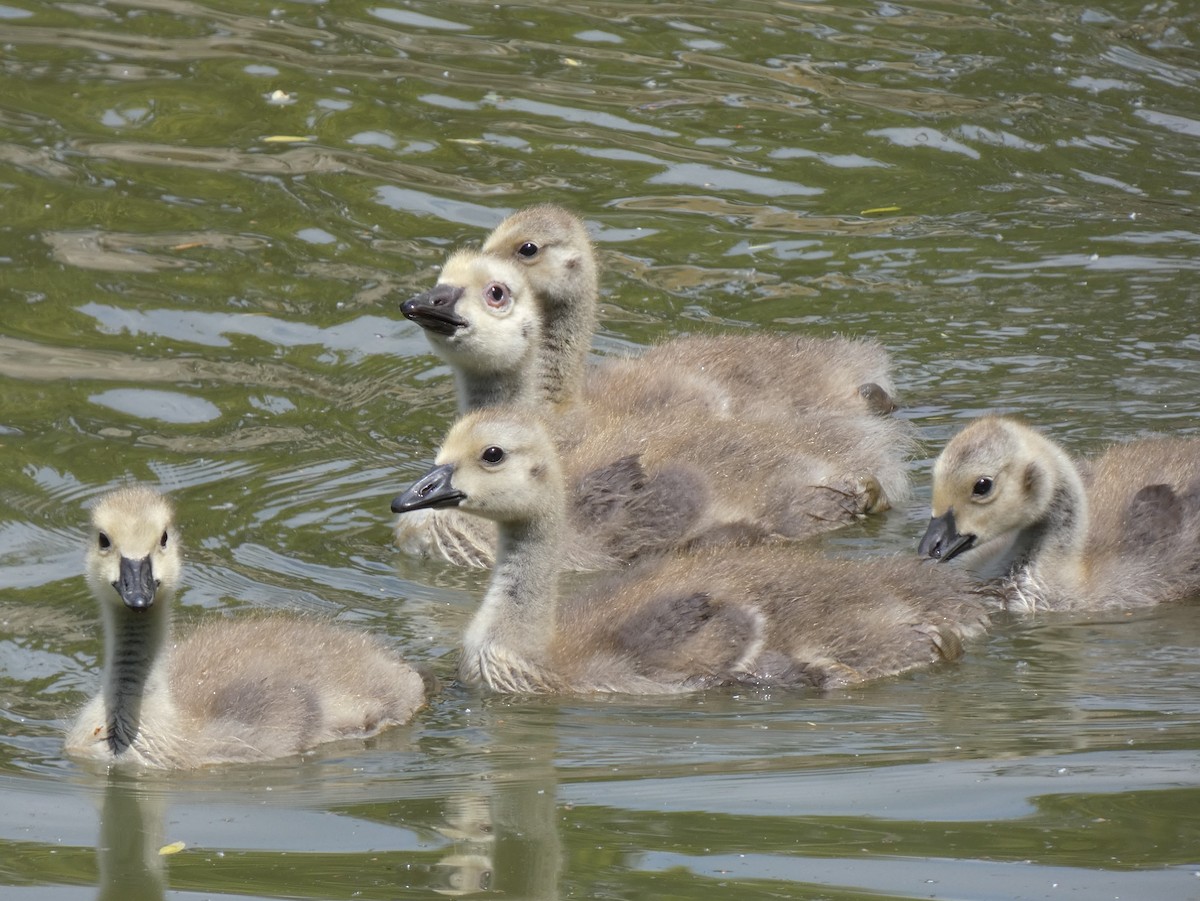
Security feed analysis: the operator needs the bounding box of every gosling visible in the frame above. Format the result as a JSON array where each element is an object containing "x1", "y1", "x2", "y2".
[
  {"x1": 475, "y1": 203, "x2": 901, "y2": 417},
  {"x1": 392, "y1": 409, "x2": 988, "y2": 694},
  {"x1": 918, "y1": 416, "x2": 1200, "y2": 612},
  {"x1": 65, "y1": 486, "x2": 425, "y2": 768}
]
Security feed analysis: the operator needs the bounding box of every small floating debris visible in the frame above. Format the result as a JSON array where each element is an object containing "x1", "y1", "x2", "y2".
[
  {"x1": 261, "y1": 135, "x2": 316, "y2": 143},
  {"x1": 860, "y1": 205, "x2": 901, "y2": 215},
  {"x1": 158, "y1": 841, "x2": 186, "y2": 856},
  {"x1": 265, "y1": 89, "x2": 297, "y2": 106}
]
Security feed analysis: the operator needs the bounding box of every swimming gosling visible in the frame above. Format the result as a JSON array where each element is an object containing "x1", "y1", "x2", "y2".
[
  {"x1": 65, "y1": 486, "x2": 425, "y2": 768},
  {"x1": 392, "y1": 409, "x2": 988, "y2": 694},
  {"x1": 919, "y1": 416, "x2": 1200, "y2": 612}
]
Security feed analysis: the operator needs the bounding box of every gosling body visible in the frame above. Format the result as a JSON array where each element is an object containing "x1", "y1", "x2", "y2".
[
  {"x1": 393, "y1": 409, "x2": 988, "y2": 694},
  {"x1": 65, "y1": 486, "x2": 425, "y2": 769},
  {"x1": 918, "y1": 416, "x2": 1200, "y2": 612}
]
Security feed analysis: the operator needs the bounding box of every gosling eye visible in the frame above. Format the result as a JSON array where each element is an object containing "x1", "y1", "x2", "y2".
[
  {"x1": 160, "y1": 530, "x2": 169, "y2": 549},
  {"x1": 972, "y1": 477, "x2": 994, "y2": 498},
  {"x1": 481, "y1": 446, "x2": 505, "y2": 465},
  {"x1": 97, "y1": 532, "x2": 111, "y2": 551},
  {"x1": 483, "y1": 282, "x2": 510, "y2": 310},
  {"x1": 516, "y1": 241, "x2": 539, "y2": 259}
]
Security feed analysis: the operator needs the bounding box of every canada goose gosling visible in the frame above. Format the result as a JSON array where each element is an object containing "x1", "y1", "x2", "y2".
[
  {"x1": 393, "y1": 410, "x2": 988, "y2": 694},
  {"x1": 919, "y1": 416, "x2": 1200, "y2": 611},
  {"x1": 66, "y1": 486, "x2": 425, "y2": 768}
]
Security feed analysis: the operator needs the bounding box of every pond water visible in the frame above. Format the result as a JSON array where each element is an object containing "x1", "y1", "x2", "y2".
[{"x1": 1, "y1": 0, "x2": 1199, "y2": 898}]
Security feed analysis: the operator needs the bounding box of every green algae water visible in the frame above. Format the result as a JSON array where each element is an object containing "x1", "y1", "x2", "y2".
[{"x1": 1, "y1": 0, "x2": 1198, "y2": 898}]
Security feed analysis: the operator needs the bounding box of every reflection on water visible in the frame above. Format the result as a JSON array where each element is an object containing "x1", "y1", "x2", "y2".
[
  {"x1": 47, "y1": 715, "x2": 564, "y2": 900},
  {"x1": 95, "y1": 776, "x2": 167, "y2": 901},
  {"x1": 1, "y1": 0, "x2": 1198, "y2": 898}
]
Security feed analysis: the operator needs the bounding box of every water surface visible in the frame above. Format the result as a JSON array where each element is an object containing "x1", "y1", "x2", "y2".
[{"x1": 1, "y1": 0, "x2": 1198, "y2": 898}]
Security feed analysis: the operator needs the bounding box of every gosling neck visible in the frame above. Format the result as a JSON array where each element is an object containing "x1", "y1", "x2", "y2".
[
  {"x1": 453, "y1": 363, "x2": 538, "y2": 415},
  {"x1": 462, "y1": 513, "x2": 564, "y2": 690},
  {"x1": 537, "y1": 277, "x2": 598, "y2": 408},
  {"x1": 1011, "y1": 448, "x2": 1089, "y2": 584},
  {"x1": 98, "y1": 579, "x2": 173, "y2": 756}
]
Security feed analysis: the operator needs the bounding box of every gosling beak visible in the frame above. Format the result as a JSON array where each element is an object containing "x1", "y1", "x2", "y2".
[
  {"x1": 401, "y1": 284, "x2": 468, "y2": 336},
  {"x1": 391, "y1": 463, "x2": 467, "y2": 513},
  {"x1": 918, "y1": 508, "x2": 976, "y2": 562},
  {"x1": 114, "y1": 555, "x2": 158, "y2": 610}
]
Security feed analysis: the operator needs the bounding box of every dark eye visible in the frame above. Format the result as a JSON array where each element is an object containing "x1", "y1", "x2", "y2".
[
  {"x1": 481, "y1": 446, "x2": 505, "y2": 464},
  {"x1": 484, "y1": 282, "x2": 509, "y2": 309},
  {"x1": 98, "y1": 532, "x2": 111, "y2": 551},
  {"x1": 160, "y1": 530, "x2": 169, "y2": 549},
  {"x1": 516, "y1": 241, "x2": 539, "y2": 259},
  {"x1": 972, "y1": 477, "x2": 994, "y2": 498}
]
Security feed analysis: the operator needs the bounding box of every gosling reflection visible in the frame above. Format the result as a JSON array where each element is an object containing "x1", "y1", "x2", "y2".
[
  {"x1": 432, "y1": 794, "x2": 494, "y2": 896},
  {"x1": 430, "y1": 712, "x2": 562, "y2": 899},
  {"x1": 95, "y1": 774, "x2": 167, "y2": 901}
]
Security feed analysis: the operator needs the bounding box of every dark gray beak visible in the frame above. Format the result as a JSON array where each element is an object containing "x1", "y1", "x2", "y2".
[
  {"x1": 918, "y1": 508, "x2": 976, "y2": 562},
  {"x1": 391, "y1": 463, "x2": 466, "y2": 513},
  {"x1": 401, "y1": 284, "x2": 467, "y2": 336},
  {"x1": 114, "y1": 555, "x2": 158, "y2": 610}
]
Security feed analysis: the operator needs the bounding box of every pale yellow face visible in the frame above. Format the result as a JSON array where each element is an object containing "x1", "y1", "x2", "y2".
[
  {"x1": 86, "y1": 485, "x2": 181, "y2": 608},
  {"x1": 480, "y1": 204, "x2": 595, "y2": 308},
  {"x1": 432, "y1": 249, "x2": 541, "y2": 372},
  {"x1": 436, "y1": 410, "x2": 563, "y2": 525},
  {"x1": 930, "y1": 417, "x2": 1054, "y2": 550}
]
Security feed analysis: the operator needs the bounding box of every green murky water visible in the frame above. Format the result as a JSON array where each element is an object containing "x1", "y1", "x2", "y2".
[{"x1": 1, "y1": 0, "x2": 1199, "y2": 898}]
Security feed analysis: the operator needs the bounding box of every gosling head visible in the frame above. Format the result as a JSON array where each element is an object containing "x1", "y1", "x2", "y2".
[
  {"x1": 480, "y1": 204, "x2": 597, "y2": 311},
  {"x1": 919, "y1": 417, "x2": 1064, "y2": 564},
  {"x1": 391, "y1": 410, "x2": 564, "y2": 528},
  {"x1": 401, "y1": 249, "x2": 540, "y2": 376},
  {"x1": 86, "y1": 486, "x2": 181, "y2": 612}
]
